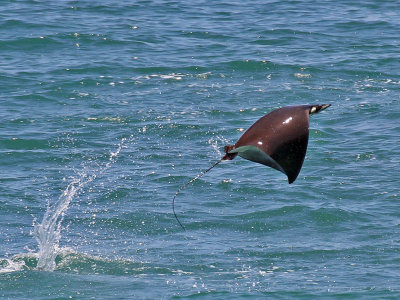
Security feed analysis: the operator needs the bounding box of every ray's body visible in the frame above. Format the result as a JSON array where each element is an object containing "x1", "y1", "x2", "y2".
[{"x1": 173, "y1": 104, "x2": 331, "y2": 230}]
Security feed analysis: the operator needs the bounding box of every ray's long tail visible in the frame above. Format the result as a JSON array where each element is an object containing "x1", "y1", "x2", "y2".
[{"x1": 172, "y1": 158, "x2": 224, "y2": 230}]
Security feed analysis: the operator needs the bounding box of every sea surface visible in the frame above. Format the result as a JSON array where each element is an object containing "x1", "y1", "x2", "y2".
[{"x1": 1, "y1": 0, "x2": 400, "y2": 299}]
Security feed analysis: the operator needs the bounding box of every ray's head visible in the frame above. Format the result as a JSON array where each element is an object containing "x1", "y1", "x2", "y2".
[{"x1": 309, "y1": 104, "x2": 331, "y2": 115}]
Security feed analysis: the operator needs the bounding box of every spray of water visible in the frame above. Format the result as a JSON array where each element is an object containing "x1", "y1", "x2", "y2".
[
  {"x1": 208, "y1": 135, "x2": 229, "y2": 157},
  {"x1": 33, "y1": 137, "x2": 131, "y2": 271}
]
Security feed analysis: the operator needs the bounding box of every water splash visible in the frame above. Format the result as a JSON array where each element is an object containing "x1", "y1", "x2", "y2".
[
  {"x1": 208, "y1": 135, "x2": 229, "y2": 157},
  {"x1": 33, "y1": 137, "x2": 131, "y2": 271}
]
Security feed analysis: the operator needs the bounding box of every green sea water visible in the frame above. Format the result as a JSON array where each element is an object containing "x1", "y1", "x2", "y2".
[{"x1": 1, "y1": 1, "x2": 400, "y2": 299}]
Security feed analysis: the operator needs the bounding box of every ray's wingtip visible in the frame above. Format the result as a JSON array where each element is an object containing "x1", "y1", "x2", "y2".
[
  {"x1": 310, "y1": 103, "x2": 331, "y2": 115},
  {"x1": 321, "y1": 103, "x2": 331, "y2": 110}
]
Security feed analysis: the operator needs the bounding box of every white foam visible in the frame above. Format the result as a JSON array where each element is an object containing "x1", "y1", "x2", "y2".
[{"x1": 0, "y1": 258, "x2": 26, "y2": 274}]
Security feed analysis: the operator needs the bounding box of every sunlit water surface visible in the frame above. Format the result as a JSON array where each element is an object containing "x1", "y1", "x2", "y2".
[{"x1": 1, "y1": 1, "x2": 400, "y2": 299}]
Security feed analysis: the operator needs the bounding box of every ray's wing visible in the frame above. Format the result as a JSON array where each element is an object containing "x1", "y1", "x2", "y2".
[
  {"x1": 269, "y1": 127, "x2": 309, "y2": 183},
  {"x1": 228, "y1": 145, "x2": 285, "y2": 174}
]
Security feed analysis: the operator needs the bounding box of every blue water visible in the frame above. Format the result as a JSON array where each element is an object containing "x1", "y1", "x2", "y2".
[{"x1": 1, "y1": 0, "x2": 400, "y2": 298}]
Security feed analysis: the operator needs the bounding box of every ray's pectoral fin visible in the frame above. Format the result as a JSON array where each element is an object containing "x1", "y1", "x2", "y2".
[
  {"x1": 270, "y1": 140, "x2": 308, "y2": 184},
  {"x1": 228, "y1": 146, "x2": 286, "y2": 175}
]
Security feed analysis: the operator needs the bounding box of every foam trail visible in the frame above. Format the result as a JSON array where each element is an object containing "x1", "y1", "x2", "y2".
[{"x1": 34, "y1": 137, "x2": 130, "y2": 271}]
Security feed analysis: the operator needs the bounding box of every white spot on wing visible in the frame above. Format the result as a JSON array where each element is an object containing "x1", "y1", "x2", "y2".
[{"x1": 283, "y1": 117, "x2": 292, "y2": 124}]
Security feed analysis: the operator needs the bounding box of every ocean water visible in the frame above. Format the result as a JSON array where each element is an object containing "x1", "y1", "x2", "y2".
[{"x1": 1, "y1": 0, "x2": 400, "y2": 298}]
